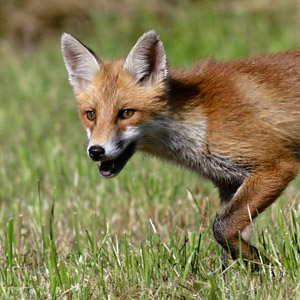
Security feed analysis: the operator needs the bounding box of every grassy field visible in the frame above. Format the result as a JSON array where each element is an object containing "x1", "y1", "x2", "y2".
[{"x1": 1, "y1": 1, "x2": 300, "y2": 298}]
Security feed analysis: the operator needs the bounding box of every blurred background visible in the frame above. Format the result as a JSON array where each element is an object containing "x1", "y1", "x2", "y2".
[
  {"x1": 0, "y1": 0, "x2": 300, "y2": 263},
  {"x1": 1, "y1": 0, "x2": 300, "y2": 53}
]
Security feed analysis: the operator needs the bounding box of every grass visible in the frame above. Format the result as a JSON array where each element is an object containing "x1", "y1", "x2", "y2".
[{"x1": 1, "y1": 0, "x2": 300, "y2": 298}]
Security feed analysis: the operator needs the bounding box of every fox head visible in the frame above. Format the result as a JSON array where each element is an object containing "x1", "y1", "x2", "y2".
[{"x1": 61, "y1": 30, "x2": 169, "y2": 178}]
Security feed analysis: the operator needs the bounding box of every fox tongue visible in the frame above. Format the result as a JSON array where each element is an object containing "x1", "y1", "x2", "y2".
[
  {"x1": 97, "y1": 142, "x2": 136, "y2": 178},
  {"x1": 99, "y1": 161, "x2": 115, "y2": 177}
]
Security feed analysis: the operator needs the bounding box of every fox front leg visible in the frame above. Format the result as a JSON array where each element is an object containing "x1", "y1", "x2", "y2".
[
  {"x1": 220, "y1": 224, "x2": 253, "y2": 269},
  {"x1": 213, "y1": 157, "x2": 298, "y2": 265},
  {"x1": 216, "y1": 181, "x2": 241, "y2": 268}
]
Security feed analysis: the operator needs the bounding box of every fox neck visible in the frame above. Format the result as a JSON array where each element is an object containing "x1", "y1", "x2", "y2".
[
  {"x1": 139, "y1": 74, "x2": 249, "y2": 183},
  {"x1": 140, "y1": 114, "x2": 206, "y2": 163},
  {"x1": 139, "y1": 113, "x2": 247, "y2": 183}
]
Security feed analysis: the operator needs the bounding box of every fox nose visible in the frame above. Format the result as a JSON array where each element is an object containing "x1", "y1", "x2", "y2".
[{"x1": 88, "y1": 145, "x2": 105, "y2": 161}]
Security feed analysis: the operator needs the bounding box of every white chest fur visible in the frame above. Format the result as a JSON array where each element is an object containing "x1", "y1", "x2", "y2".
[{"x1": 140, "y1": 115, "x2": 249, "y2": 183}]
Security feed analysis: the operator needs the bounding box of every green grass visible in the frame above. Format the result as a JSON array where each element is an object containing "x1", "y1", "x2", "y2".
[{"x1": 1, "y1": 1, "x2": 300, "y2": 298}]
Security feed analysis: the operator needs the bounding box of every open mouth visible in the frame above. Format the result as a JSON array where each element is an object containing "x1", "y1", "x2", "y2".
[{"x1": 98, "y1": 143, "x2": 136, "y2": 178}]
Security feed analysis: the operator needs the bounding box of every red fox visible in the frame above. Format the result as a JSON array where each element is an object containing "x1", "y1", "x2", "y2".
[{"x1": 61, "y1": 30, "x2": 300, "y2": 267}]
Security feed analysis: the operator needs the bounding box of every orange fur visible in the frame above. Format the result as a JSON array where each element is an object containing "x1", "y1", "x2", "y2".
[{"x1": 62, "y1": 30, "x2": 300, "y2": 267}]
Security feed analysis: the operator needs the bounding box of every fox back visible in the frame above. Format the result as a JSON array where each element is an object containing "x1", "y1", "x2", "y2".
[{"x1": 62, "y1": 30, "x2": 300, "y2": 267}]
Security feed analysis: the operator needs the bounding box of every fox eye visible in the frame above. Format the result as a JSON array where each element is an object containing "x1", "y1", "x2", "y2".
[
  {"x1": 119, "y1": 109, "x2": 135, "y2": 120},
  {"x1": 86, "y1": 110, "x2": 96, "y2": 121}
]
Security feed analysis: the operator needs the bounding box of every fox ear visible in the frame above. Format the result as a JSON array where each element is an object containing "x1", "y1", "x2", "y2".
[
  {"x1": 123, "y1": 30, "x2": 168, "y2": 87},
  {"x1": 61, "y1": 33, "x2": 101, "y2": 91}
]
